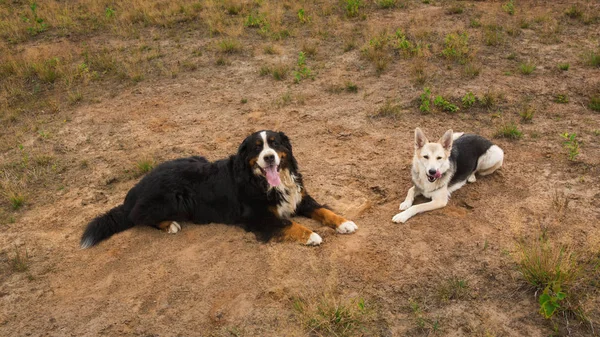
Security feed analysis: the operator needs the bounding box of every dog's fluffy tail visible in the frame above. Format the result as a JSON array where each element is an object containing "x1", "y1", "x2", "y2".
[{"x1": 80, "y1": 205, "x2": 134, "y2": 249}]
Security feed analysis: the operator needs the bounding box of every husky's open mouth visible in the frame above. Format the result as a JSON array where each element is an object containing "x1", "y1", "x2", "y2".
[
  {"x1": 426, "y1": 174, "x2": 437, "y2": 183},
  {"x1": 426, "y1": 171, "x2": 442, "y2": 183},
  {"x1": 259, "y1": 165, "x2": 281, "y2": 187}
]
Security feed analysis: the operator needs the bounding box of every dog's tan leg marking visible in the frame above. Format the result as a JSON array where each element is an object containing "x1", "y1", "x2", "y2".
[
  {"x1": 400, "y1": 186, "x2": 418, "y2": 210},
  {"x1": 158, "y1": 221, "x2": 181, "y2": 234},
  {"x1": 310, "y1": 208, "x2": 357, "y2": 234},
  {"x1": 393, "y1": 189, "x2": 448, "y2": 223},
  {"x1": 279, "y1": 221, "x2": 322, "y2": 245}
]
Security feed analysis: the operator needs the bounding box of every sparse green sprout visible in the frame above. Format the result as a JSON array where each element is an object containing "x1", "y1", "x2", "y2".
[
  {"x1": 11, "y1": 246, "x2": 29, "y2": 272},
  {"x1": 271, "y1": 64, "x2": 288, "y2": 81},
  {"x1": 564, "y1": 5, "x2": 582, "y2": 19},
  {"x1": 293, "y1": 295, "x2": 369, "y2": 337},
  {"x1": 217, "y1": 39, "x2": 242, "y2": 54},
  {"x1": 419, "y1": 87, "x2": 432, "y2": 113},
  {"x1": 589, "y1": 96, "x2": 600, "y2": 111},
  {"x1": 539, "y1": 283, "x2": 566, "y2": 319},
  {"x1": 345, "y1": 0, "x2": 362, "y2": 18},
  {"x1": 433, "y1": 95, "x2": 459, "y2": 113},
  {"x1": 293, "y1": 52, "x2": 312, "y2": 83},
  {"x1": 241, "y1": 98, "x2": 247, "y2": 104},
  {"x1": 558, "y1": 63, "x2": 570, "y2": 71},
  {"x1": 105, "y1": 6, "x2": 115, "y2": 19},
  {"x1": 446, "y1": 4, "x2": 464, "y2": 15},
  {"x1": 495, "y1": 122, "x2": 522, "y2": 139},
  {"x1": 519, "y1": 62, "x2": 536, "y2": 75},
  {"x1": 585, "y1": 50, "x2": 600, "y2": 67},
  {"x1": 561, "y1": 133, "x2": 579, "y2": 161},
  {"x1": 24, "y1": 2, "x2": 48, "y2": 36},
  {"x1": 502, "y1": 0, "x2": 515, "y2": 15},
  {"x1": 9, "y1": 193, "x2": 25, "y2": 210},
  {"x1": 376, "y1": 0, "x2": 397, "y2": 9},
  {"x1": 469, "y1": 19, "x2": 482, "y2": 28},
  {"x1": 376, "y1": 99, "x2": 402, "y2": 117},
  {"x1": 345, "y1": 81, "x2": 358, "y2": 93},
  {"x1": 462, "y1": 92, "x2": 476, "y2": 108},
  {"x1": 519, "y1": 106, "x2": 535, "y2": 122},
  {"x1": 136, "y1": 159, "x2": 154, "y2": 175},
  {"x1": 442, "y1": 32, "x2": 470, "y2": 64},
  {"x1": 297, "y1": 8, "x2": 310, "y2": 23},
  {"x1": 554, "y1": 94, "x2": 569, "y2": 104}
]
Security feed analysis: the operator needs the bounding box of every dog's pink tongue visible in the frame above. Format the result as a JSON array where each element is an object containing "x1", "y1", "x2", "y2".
[
  {"x1": 434, "y1": 171, "x2": 442, "y2": 179},
  {"x1": 265, "y1": 166, "x2": 281, "y2": 187}
]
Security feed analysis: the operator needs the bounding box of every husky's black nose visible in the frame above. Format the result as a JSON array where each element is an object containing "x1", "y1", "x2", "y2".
[
  {"x1": 428, "y1": 169, "x2": 437, "y2": 176},
  {"x1": 263, "y1": 154, "x2": 275, "y2": 164}
]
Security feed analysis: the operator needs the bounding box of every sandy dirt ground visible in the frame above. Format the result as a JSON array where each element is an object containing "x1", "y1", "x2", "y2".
[{"x1": 1, "y1": 3, "x2": 600, "y2": 337}]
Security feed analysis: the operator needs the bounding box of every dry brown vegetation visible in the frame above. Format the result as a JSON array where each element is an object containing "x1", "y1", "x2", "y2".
[{"x1": 1, "y1": 0, "x2": 600, "y2": 336}]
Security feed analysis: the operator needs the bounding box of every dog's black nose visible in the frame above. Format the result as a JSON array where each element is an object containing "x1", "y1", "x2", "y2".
[
  {"x1": 428, "y1": 169, "x2": 437, "y2": 176},
  {"x1": 263, "y1": 154, "x2": 275, "y2": 163}
]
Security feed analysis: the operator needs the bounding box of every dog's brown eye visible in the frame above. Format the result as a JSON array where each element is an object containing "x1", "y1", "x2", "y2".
[
  {"x1": 437, "y1": 156, "x2": 442, "y2": 160},
  {"x1": 423, "y1": 155, "x2": 429, "y2": 159}
]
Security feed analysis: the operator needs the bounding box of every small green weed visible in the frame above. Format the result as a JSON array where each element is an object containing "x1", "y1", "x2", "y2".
[
  {"x1": 539, "y1": 282, "x2": 566, "y2": 319},
  {"x1": 558, "y1": 63, "x2": 569, "y2": 71},
  {"x1": 433, "y1": 95, "x2": 459, "y2": 113},
  {"x1": 240, "y1": 98, "x2": 247, "y2": 104},
  {"x1": 345, "y1": 81, "x2": 358, "y2": 93},
  {"x1": 293, "y1": 52, "x2": 312, "y2": 83},
  {"x1": 376, "y1": 99, "x2": 402, "y2": 117},
  {"x1": 136, "y1": 159, "x2": 155, "y2": 175},
  {"x1": 23, "y1": 2, "x2": 48, "y2": 36},
  {"x1": 442, "y1": 32, "x2": 470, "y2": 64},
  {"x1": 495, "y1": 122, "x2": 522, "y2": 139},
  {"x1": 105, "y1": 6, "x2": 115, "y2": 19},
  {"x1": 9, "y1": 192, "x2": 26, "y2": 210},
  {"x1": 589, "y1": 96, "x2": 600, "y2": 111},
  {"x1": 462, "y1": 92, "x2": 476, "y2": 108},
  {"x1": 217, "y1": 39, "x2": 242, "y2": 54},
  {"x1": 585, "y1": 50, "x2": 600, "y2": 67},
  {"x1": 469, "y1": 19, "x2": 481, "y2": 28},
  {"x1": 502, "y1": 0, "x2": 515, "y2": 15},
  {"x1": 297, "y1": 8, "x2": 310, "y2": 23},
  {"x1": 554, "y1": 94, "x2": 569, "y2": 104},
  {"x1": 564, "y1": 5, "x2": 583, "y2": 20},
  {"x1": 11, "y1": 246, "x2": 29, "y2": 272},
  {"x1": 271, "y1": 64, "x2": 288, "y2": 81},
  {"x1": 264, "y1": 45, "x2": 278, "y2": 55},
  {"x1": 345, "y1": 0, "x2": 362, "y2": 18},
  {"x1": 377, "y1": 0, "x2": 397, "y2": 9},
  {"x1": 446, "y1": 4, "x2": 464, "y2": 15},
  {"x1": 516, "y1": 240, "x2": 579, "y2": 291},
  {"x1": 484, "y1": 24, "x2": 503, "y2": 46},
  {"x1": 419, "y1": 87, "x2": 432, "y2": 113},
  {"x1": 519, "y1": 106, "x2": 535, "y2": 122},
  {"x1": 438, "y1": 277, "x2": 470, "y2": 301},
  {"x1": 519, "y1": 62, "x2": 536, "y2": 75},
  {"x1": 293, "y1": 295, "x2": 369, "y2": 337},
  {"x1": 560, "y1": 133, "x2": 579, "y2": 161}
]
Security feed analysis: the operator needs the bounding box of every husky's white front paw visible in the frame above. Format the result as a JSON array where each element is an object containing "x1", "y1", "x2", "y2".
[
  {"x1": 392, "y1": 211, "x2": 411, "y2": 224},
  {"x1": 336, "y1": 221, "x2": 358, "y2": 234},
  {"x1": 467, "y1": 174, "x2": 476, "y2": 183},
  {"x1": 399, "y1": 201, "x2": 412, "y2": 211},
  {"x1": 167, "y1": 221, "x2": 181, "y2": 234},
  {"x1": 306, "y1": 232, "x2": 322, "y2": 246}
]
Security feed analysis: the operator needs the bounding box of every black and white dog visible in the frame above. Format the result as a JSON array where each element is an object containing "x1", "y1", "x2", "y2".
[
  {"x1": 392, "y1": 128, "x2": 503, "y2": 223},
  {"x1": 81, "y1": 130, "x2": 357, "y2": 248}
]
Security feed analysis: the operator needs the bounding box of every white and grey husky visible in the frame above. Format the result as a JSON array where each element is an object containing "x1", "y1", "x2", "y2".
[{"x1": 392, "y1": 128, "x2": 504, "y2": 223}]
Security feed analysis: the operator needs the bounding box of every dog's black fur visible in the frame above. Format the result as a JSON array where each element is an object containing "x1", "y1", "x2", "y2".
[
  {"x1": 448, "y1": 134, "x2": 493, "y2": 186},
  {"x1": 80, "y1": 131, "x2": 323, "y2": 248}
]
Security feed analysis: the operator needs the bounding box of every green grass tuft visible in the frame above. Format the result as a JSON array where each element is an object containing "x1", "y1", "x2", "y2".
[{"x1": 495, "y1": 122, "x2": 522, "y2": 139}]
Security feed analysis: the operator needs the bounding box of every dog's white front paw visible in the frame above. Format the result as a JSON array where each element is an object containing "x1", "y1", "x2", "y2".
[
  {"x1": 392, "y1": 211, "x2": 411, "y2": 224},
  {"x1": 167, "y1": 221, "x2": 181, "y2": 234},
  {"x1": 336, "y1": 221, "x2": 358, "y2": 234},
  {"x1": 399, "y1": 201, "x2": 412, "y2": 211},
  {"x1": 306, "y1": 232, "x2": 322, "y2": 246},
  {"x1": 467, "y1": 174, "x2": 476, "y2": 183}
]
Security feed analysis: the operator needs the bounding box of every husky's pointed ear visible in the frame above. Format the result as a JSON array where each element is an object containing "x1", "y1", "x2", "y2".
[
  {"x1": 439, "y1": 129, "x2": 454, "y2": 151},
  {"x1": 415, "y1": 128, "x2": 428, "y2": 149}
]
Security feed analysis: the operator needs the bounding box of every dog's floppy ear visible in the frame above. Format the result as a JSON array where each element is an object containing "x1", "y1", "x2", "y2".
[
  {"x1": 278, "y1": 131, "x2": 292, "y2": 152},
  {"x1": 415, "y1": 128, "x2": 428, "y2": 149},
  {"x1": 439, "y1": 129, "x2": 453, "y2": 151}
]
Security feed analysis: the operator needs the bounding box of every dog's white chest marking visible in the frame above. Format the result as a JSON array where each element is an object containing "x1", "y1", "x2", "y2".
[{"x1": 273, "y1": 169, "x2": 302, "y2": 218}]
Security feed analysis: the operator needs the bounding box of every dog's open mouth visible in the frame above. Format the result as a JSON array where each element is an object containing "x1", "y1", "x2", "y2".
[
  {"x1": 426, "y1": 171, "x2": 442, "y2": 183},
  {"x1": 259, "y1": 165, "x2": 281, "y2": 187}
]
